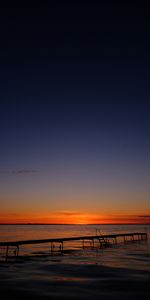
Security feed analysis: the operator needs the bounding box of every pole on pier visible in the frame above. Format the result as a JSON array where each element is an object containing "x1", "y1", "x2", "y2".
[
  {"x1": 5, "y1": 246, "x2": 9, "y2": 261},
  {"x1": 92, "y1": 239, "x2": 95, "y2": 248},
  {"x1": 16, "y1": 245, "x2": 19, "y2": 257},
  {"x1": 98, "y1": 238, "x2": 101, "y2": 248},
  {"x1": 51, "y1": 242, "x2": 53, "y2": 255},
  {"x1": 61, "y1": 241, "x2": 63, "y2": 254},
  {"x1": 82, "y1": 240, "x2": 85, "y2": 249}
]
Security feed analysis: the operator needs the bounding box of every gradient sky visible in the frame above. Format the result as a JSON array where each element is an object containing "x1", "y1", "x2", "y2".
[{"x1": 0, "y1": 1, "x2": 150, "y2": 224}]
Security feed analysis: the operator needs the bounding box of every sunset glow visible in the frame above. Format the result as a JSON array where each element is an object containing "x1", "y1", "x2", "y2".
[{"x1": 0, "y1": 210, "x2": 150, "y2": 225}]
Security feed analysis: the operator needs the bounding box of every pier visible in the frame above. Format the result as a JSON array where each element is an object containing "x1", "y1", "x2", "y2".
[{"x1": 0, "y1": 232, "x2": 147, "y2": 260}]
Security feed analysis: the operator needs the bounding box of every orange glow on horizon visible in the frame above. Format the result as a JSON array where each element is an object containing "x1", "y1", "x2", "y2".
[{"x1": 0, "y1": 211, "x2": 150, "y2": 224}]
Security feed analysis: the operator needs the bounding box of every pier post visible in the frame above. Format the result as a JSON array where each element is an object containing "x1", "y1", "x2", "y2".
[
  {"x1": 5, "y1": 246, "x2": 9, "y2": 261},
  {"x1": 98, "y1": 238, "x2": 101, "y2": 248},
  {"x1": 82, "y1": 240, "x2": 85, "y2": 249},
  {"x1": 92, "y1": 239, "x2": 95, "y2": 248},
  {"x1": 51, "y1": 242, "x2": 53, "y2": 255},
  {"x1": 59, "y1": 241, "x2": 64, "y2": 254},
  {"x1": 16, "y1": 245, "x2": 19, "y2": 257}
]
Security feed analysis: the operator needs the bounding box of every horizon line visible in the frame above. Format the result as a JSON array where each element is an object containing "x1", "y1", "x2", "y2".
[{"x1": 0, "y1": 223, "x2": 150, "y2": 226}]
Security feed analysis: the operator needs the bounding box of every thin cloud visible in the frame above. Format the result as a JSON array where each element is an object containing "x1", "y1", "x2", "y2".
[
  {"x1": 12, "y1": 169, "x2": 38, "y2": 174},
  {"x1": 0, "y1": 169, "x2": 38, "y2": 175},
  {"x1": 57, "y1": 211, "x2": 82, "y2": 216},
  {"x1": 138, "y1": 215, "x2": 150, "y2": 218}
]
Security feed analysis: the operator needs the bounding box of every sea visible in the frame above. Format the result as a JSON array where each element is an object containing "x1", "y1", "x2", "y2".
[{"x1": 0, "y1": 224, "x2": 150, "y2": 299}]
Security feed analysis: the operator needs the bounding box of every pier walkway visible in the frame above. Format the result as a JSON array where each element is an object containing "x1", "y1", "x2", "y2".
[{"x1": 0, "y1": 232, "x2": 147, "y2": 260}]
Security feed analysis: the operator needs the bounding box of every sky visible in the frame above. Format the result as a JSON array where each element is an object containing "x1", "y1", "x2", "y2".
[{"x1": 0, "y1": 1, "x2": 150, "y2": 224}]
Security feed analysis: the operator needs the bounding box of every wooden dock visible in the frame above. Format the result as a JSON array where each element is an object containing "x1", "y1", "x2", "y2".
[{"x1": 0, "y1": 232, "x2": 147, "y2": 260}]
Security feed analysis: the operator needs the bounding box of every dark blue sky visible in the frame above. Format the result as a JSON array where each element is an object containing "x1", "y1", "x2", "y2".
[{"x1": 0, "y1": 1, "x2": 150, "y2": 222}]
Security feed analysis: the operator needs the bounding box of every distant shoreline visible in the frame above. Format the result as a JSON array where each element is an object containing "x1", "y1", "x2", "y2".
[{"x1": 0, "y1": 223, "x2": 150, "y2": 226}]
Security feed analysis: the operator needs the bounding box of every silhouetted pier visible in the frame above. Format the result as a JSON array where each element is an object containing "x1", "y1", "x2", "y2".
[{"x1": 0, "y1": 232, "x2": 147, "y2": 260}]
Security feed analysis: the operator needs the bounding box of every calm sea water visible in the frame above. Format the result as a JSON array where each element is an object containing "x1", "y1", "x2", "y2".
[{"x1": 0, "y1": 225, "x2": 150, "y2": 299}]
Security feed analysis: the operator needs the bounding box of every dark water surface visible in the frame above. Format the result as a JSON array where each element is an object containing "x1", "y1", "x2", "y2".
[{"x1": 0, "y1": 225, "x2": 150, "y2": 299}]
